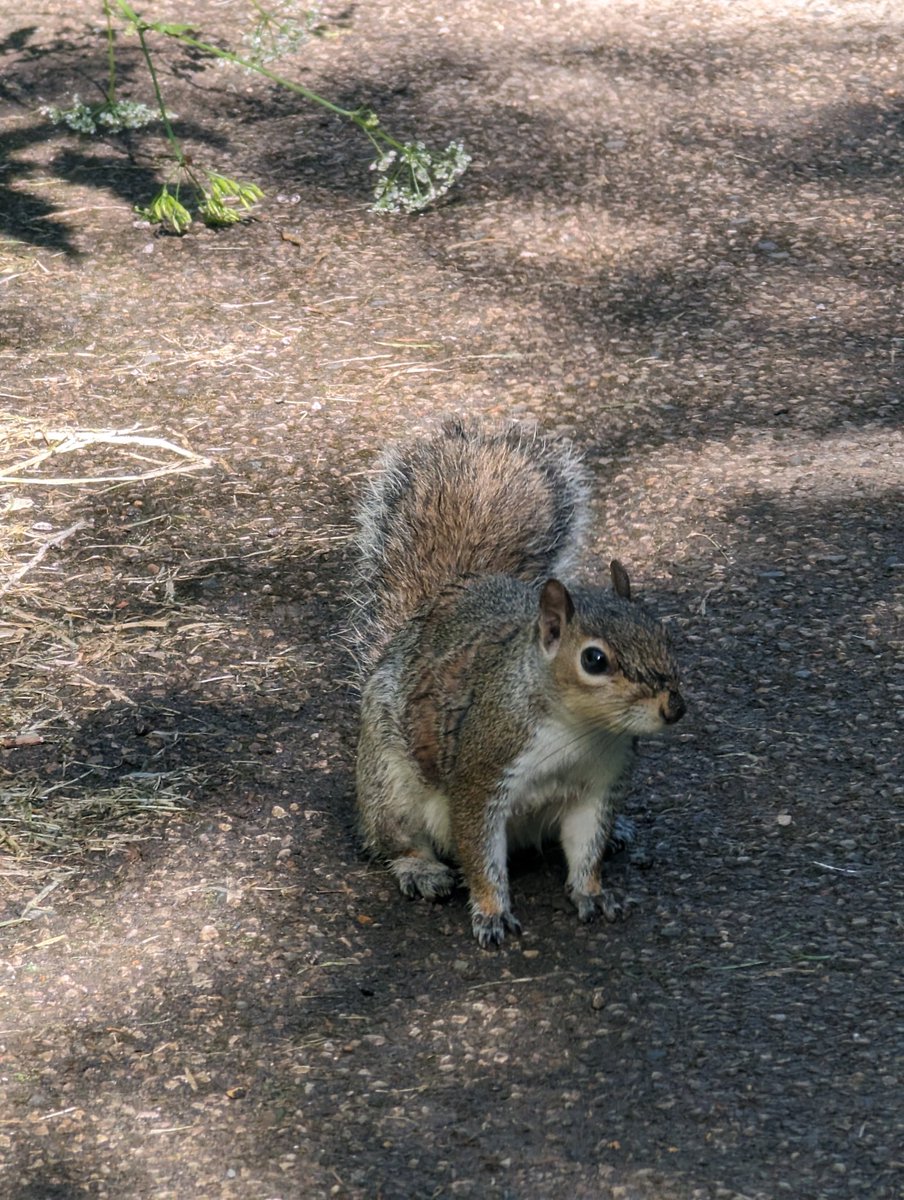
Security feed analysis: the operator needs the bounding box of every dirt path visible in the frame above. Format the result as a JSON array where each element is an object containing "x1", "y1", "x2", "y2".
[{"x1": 1, "y1": 2, "x2": 901, "y2": 1197}]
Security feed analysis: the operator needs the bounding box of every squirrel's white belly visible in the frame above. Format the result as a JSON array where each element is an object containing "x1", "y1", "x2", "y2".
[
  {"x1": 504, "y1": 718, "x2": 632, "y2": 850},
  {"x1": 400, "y1": 718, "x2": 631, "y2": 859}
]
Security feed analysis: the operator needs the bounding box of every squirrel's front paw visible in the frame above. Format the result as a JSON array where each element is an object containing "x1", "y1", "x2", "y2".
[
  {"x1": 570, "y1": 887, "x2": 628, "y2": 924},
  {"x1": 471, "y1": 909, "x2": 522, "y2": 950}
]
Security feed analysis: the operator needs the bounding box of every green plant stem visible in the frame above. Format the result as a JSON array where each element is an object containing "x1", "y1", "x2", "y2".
[
  {"x1": 169, "y1": 31, "x2": 377, "y2": 126},
  {"x1": 133, "y1": 24, "x2": 186, "y2": 167},
  {"x1": 103, "y1": 0, "x2": 118, "y2": 105},
  {"x1": 111, "y1": 0, "x2": 406, "y2": 153}
]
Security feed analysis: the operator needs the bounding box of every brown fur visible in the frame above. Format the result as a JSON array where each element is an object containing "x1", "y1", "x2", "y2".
[{"x1": 353, "y1": 422, "x2": 588, "y2": 671}]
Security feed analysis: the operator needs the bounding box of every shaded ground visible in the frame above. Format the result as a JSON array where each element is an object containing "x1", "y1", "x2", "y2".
[{"x1": 1, "y1": 1, "x2": 901, "y2": 1197}]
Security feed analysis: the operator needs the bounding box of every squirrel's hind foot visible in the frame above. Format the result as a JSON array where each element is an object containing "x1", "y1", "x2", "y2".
[
  {"x1": 390, "y1": 854, "x2": 456, "y2": 901},
  {"x1": 570, "y1": 887, "x2": 630, "y2": 924}
]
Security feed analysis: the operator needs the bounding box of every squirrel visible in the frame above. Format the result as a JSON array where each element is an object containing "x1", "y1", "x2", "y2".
[{"x1": 352, "y1": 420, "x2": 685, "y2": 948}]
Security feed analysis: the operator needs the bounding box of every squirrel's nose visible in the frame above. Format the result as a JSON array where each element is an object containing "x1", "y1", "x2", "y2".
[{"x1": 660, "y1": 689, "x2": 686, "y2": 725}]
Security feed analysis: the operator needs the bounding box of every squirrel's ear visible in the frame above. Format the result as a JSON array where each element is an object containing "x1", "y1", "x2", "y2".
[
  {"x1": 539, "y1": 579, "x2": 574, "y2": 656},
  {"x1": 610, "y1": 559, "x2": 632, "y2": 601}
]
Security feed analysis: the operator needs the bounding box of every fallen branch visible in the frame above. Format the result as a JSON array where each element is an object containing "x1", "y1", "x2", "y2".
[{"x1": 0, "y1": 519, "x2": 88, "y2": 598}]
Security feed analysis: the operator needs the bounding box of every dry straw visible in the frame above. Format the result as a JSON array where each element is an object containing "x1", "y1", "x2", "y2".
[
  {"x1": 1, "y1": 418, "x2": 213, "y2": 891},
  {"x1": 0, "y1": 423, "x2": 213, "y2": 486}
]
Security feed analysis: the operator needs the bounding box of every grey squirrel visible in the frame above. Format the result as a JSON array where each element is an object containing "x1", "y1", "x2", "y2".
[{"x1": 352, "y1": 421, "x2": 685, "y2": 948}]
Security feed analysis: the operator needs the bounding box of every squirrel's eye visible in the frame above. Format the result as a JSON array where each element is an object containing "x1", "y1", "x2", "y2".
[{"x1": 581, "y1": 646, "x2": 609, "y2": 675}]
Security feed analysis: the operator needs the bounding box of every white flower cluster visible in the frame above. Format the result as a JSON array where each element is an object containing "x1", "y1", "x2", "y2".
[
  {"x1": 243, "y1": 3, "x2": 322, "y2": 65},
  {"x1": 370, "y1": 140, "x2": 471, "y2": 214},
  {"x1": 40, "y1": 96, "x2": 159, "y2": 135}
]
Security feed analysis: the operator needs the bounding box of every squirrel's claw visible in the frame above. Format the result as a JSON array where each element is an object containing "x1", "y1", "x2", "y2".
[
  {"x1": 472, "y1": 909, "x2": 522, "y2": 949},
  {"x1": 571, "y1": 888, "x2": 628, "y2": 924}
]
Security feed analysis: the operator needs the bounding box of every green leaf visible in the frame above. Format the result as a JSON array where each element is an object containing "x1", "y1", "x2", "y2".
[
  {"x1": 112, "y1": 0, "x2": 141, "y2": 24},
  {"x1": 137, "y1": 187, "x2": 193, "y2": 234},
  {"x1": 199, "y1": 198, "x2": 242, "y2": 226},
  {"x1": 205, "y1": 174, "x2": 264, "y2": 210},
  {"x1": 149, "y1": 22, "x2": 197, "y2": 36}
]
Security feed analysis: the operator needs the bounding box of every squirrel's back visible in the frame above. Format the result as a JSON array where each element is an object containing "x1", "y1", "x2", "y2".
[{"x1": 352, "y1": 420, "x2": 589, "y2": 670}]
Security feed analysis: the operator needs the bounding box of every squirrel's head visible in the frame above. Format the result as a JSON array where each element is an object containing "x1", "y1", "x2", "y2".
[{"x1": 537, "y1": 561, "x2": 685, "y2": 735}]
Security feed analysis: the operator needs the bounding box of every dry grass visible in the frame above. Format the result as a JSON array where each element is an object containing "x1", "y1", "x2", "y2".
[
  {"x1": 0, "y1": 769, "x2": 198, "y2": 908},
  {"x1": 0, "y1": 417, "x2": 223, "y2": 891},
  {"x1": 0, "y1": 406, "x2": 327, "y2": 900}
]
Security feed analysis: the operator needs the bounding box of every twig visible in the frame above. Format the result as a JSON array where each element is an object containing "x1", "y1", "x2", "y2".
[
  {"x1": 812, "y1": 861, "x2": 861, "y2": 876},
  {"x1": 2, "y1": 464, "x2": 207, "y2": 485},
  {"x1": 0, "y1": 519, "x2": 88, "y2": 598},
  {"x1": 699, "y1": 585, "x2": 718, "y2": 617},
  {"x1": 466, "y1": 974, "x2": 556, "y2": 991},
  {"x1": 688, "y1": 531, "x2": 732, "y2": 561},
  {"x1": 22, "y1": 878, "x2": 63, "y2": 915},
  {"x1": 0, "y1": 429, "x2": 212, "y2": 485},
  {"x1": 39, "y1": 206, "x2": 129, "y2": 219}
]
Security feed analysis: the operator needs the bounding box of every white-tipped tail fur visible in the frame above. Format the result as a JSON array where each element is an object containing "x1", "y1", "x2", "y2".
[{"x1": 351, "y1": 420, "x2": 590, "y2": 672}]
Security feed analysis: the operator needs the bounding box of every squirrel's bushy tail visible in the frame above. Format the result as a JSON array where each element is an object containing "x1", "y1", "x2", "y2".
[{"x1": 352, "y1": 420, "x2": 590, "y2": 669}]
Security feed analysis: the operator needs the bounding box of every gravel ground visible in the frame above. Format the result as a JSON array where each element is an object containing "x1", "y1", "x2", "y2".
[{"x1": 0, "y1": 1, "x2": 901, "y2": 1198}]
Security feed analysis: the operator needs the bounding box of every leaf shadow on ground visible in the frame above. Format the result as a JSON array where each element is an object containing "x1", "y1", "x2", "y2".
[{"x1": 249, "y1": 69, "x2": 902, "y2": 449}]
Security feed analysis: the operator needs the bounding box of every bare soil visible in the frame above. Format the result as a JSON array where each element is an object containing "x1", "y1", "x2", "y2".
[{"x1": 1, "y1": 2, "x2": 901, "y2": 1198}]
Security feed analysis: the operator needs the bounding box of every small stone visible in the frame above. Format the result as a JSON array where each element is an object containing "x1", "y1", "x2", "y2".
[
  {"x1": 777, "y1": 814, "x2": 793, "y2": 826},
  {"x1": 591, "y1": 990, "x2": 606, "y2": 1010}
]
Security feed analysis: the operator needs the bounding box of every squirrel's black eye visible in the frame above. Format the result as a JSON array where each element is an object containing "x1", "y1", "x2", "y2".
[{"x1": 581, "y1": 646, "x2": 609, "y2": 675}]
